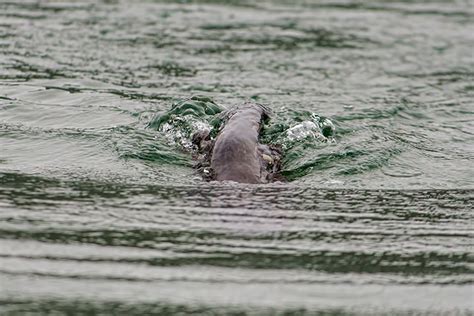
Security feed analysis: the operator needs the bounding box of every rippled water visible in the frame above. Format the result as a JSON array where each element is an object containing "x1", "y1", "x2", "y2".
[{"x1": 0, "y1": 0, "x2": 473, "y2": 314}]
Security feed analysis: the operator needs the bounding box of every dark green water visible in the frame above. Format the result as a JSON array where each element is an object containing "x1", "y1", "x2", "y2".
[{"x1": 0, "y1": 0, "x2": 473, "y2": 314}]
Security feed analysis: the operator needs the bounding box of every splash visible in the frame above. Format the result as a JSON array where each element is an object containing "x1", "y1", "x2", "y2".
[
  {"x1": 147, "y1": 96, "x2": 224, "y2": 150},
  {"x1": 285, "y1": 114, "x2": 336, "y2": 145}
]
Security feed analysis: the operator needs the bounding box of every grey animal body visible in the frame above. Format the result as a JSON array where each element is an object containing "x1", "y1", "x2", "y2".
[{"x1": 193, "y1": 103, "x2": 282, "y2": 184}]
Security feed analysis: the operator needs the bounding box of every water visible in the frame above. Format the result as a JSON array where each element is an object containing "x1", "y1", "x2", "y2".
[{"x1": 0, "y1": 0, "x2": 473, "y2": 314}]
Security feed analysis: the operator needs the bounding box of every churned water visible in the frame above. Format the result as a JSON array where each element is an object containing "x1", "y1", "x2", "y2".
[{"x1": 0, "y1": 0, "x2": 473, "y2": 314}]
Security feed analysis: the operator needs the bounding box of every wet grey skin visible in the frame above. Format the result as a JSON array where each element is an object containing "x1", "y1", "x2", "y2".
[{"x1": 194, "y1": 103, "x2": 282, "y2": 184}]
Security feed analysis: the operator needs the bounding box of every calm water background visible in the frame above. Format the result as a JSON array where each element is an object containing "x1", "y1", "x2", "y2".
[{"x1": 0, "y1": 0, "x2": 473, "y2": 314}]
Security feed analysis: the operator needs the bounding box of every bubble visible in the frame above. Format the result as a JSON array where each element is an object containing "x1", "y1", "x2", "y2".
[{"x1": 320, "y1": 118, "x2": 335, "y2": 138}]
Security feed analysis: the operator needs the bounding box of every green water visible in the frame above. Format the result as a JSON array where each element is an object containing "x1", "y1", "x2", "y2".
[{"x1": 0, "y1": 0, "x2": 473, "y2": 314}]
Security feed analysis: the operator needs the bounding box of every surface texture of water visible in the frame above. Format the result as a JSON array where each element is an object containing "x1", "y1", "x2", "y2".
[{"x1": 0, "y1": 0, "x2": 473, "y2": 314}]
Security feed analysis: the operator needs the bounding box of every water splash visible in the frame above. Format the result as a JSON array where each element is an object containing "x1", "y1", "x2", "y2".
[
  {"x1": 285, "y1": 114, "x2": 336, "y2": 145},
  {"x1": 147, "y1": 95, "x2": 224, "y2": 150}
]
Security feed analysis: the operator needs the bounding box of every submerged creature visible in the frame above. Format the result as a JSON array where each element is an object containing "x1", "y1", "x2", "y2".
[
  {"x1": 150, "y1": 96, "x2": 335, "y2": 183},
  {"x1": 192, "y1": 103, "x2": 283, "y2": 184}
]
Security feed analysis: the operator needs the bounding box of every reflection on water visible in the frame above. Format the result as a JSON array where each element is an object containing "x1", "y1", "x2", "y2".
[
  {"x1": 0, "y1": 0, "x2": 473, "y2": 314},
  {"x1": 0, "y1": 173, "x2": 473, "y2": 314}
]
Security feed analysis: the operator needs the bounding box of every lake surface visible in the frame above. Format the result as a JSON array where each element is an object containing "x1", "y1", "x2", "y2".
[{"x1": 0, "y1": 0, "x2": 473, "y2": 314}]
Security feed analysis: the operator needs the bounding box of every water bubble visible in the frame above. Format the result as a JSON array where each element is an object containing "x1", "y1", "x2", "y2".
[{"x1": 320, "y1": 118, "x2": 335, "y2": 138}]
